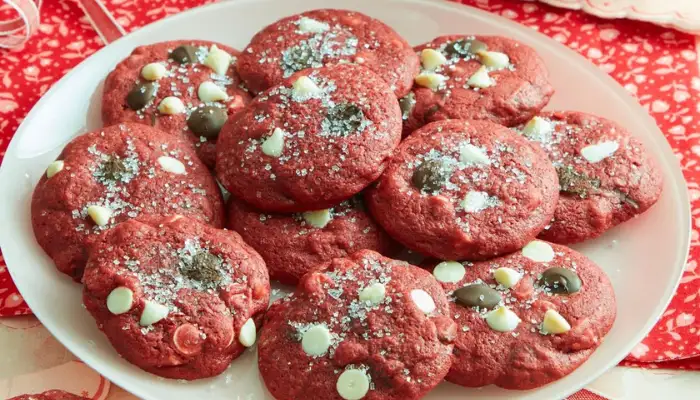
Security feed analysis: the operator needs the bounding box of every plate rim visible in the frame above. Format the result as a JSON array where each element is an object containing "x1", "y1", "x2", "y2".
[{"x1": 0, "y1": 0, "x2": 691, "y2": 399}]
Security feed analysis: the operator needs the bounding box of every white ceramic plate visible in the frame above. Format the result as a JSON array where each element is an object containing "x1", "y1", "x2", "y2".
[{"x1": 0, "y1": 0, "x2": 690, "y2": 399}]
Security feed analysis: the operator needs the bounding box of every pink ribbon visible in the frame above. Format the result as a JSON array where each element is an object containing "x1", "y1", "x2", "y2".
[
  {"x1": 0, "y1": 0, "x2": 126, "y2": 49},
  {"x1": 0, "y1": 0, "x2": 41, "y2": 49},
  {"x1": 75, "y1": 0, "x2": 126, "y2": 45}
]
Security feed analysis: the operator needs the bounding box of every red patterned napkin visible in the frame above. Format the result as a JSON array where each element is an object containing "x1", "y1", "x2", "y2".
[{"x1": 0, "y1": 0, "x2": 698, "y2": 370}]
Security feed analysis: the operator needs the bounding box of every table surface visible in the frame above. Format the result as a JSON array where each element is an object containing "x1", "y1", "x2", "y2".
[{"x1": 0, "y1": 0, "x2": 699, "y2": 399}]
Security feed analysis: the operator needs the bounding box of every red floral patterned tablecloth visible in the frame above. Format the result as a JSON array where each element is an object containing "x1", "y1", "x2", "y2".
[{"x1": 0, "y1": 0, "x2": 698, "y2": 369}]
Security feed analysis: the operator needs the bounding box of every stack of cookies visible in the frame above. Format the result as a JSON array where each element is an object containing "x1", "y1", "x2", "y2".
[{"x1": 30, "y1": 8, "x2": 663, "y2": 399}]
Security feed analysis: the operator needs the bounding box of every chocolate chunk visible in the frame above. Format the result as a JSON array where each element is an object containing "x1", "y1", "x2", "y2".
[
  {"x1": 425, "y1": 104, "x2": 440, "y2": 119},
  {"x1": 322, "y1": 103, "x2": 365, "y2": 137},
  {"x1": 187, "y1": 106, "x2": 227, "y2": 139},
  {"x1": 99, "y1": 156, "x2": 128, "y2": 182},
  {"x1": 444, "y1": 38, "x2": 487, "y2": 57},
  {"x1": 454, "y1": 283, "x2": 502, "y2": 310},
  {"x1": 181, "y1": 251, "x2": 222, "y2": 285},
  {"x1": 557, "y1": 165, "x2": 601, "y2": 199},
  {"x1": 399, "y1": 93, "x2": 416, "y2": 120},
  {"x1": 170, "y1": 45, "x2": 198, "y2": 64},
  {"x1": 539, "y1": 267, "x2": 582, "y2": 294},
  {"x1": 126, "y1": 82, "x2": 157, "y2": 110},
  {"x1": 412, "y1": 159, "x2": 451, "y2": 192}
]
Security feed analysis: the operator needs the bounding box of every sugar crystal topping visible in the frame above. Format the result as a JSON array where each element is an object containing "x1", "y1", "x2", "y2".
[
  {"x1": 120, "y1": 237, "x2": 236, "y2": 314},
  {"x1": 279, "y1": 20, "x2": 358, "y2": 77},
  {"x1": 241, "y1": 70, "x2": 382, "y2": 183},
  {"x1": 287, "y1": 255, "x2": 397, "y2": 359},
  {"x1": 72, "y1": 139, "x2": 142, "y2": 231},
  {"x1": 415, "y1": 36, "x2": 517, "y2": 97},
  {"x1": 515, "y1": 116, "x2": 636, "y2": 207},
  {"x1": 407, "y1": 132, "x2": 541, "y2": 233},
  {"x1": 71, "y1": 129, "x2": 210, "y2": 233}
]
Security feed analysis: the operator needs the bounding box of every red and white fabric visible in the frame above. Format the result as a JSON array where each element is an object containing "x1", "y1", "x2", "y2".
[{"x1": 0, "y1": 0, "x2": 699, "y2": 398}]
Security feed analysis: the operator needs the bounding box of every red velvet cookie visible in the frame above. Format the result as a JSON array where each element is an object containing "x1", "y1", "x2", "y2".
[
  {"x1": 258, "y1": 250, "x2": 456, "y2": 400},
  {"x1": 237, "y1": 9, "x2": 419, "y2": 97},
  {"x1": 9, "y1": 391, "x2": 88, "y2": 400},
  {"x1": 102, "y1": 40, "x2": 252, "y2": 167},
  {"x1": 426, "y1": 240, "x2": 616, "y2": 389},
  {"x1": 82, "y1": 215, "x2": 270, "y2": 380},
  {"x1": 216, "y1": 64, "x2": 401, "y2": 212},
  {"x1": 515, "y1": 111, "x2": 663, "y2": 243},
  {"x1": 227, "y1": 196, "x2": 397, "y2": 285},
  {"x1": 31, "y1": 123, "x2": 225, "y2": 281},
  {"x1": 367, "y1": 119, "x2": 559, "y2": 261},
  {"x1": 401, "y1": 35, "x2": 554, "y2": 135}
]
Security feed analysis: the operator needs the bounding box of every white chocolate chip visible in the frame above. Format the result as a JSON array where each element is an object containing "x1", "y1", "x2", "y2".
[
  {"x1": 493, "y1": 267, "x2": 522, "y2": 289},
  {"x1": 432, "y1": 261, "x2": 465, "y2": 283},
  {"x1": 420, "y1": 48, "x2": 448, "y2": 71},
  {"x1": 359, "y1": 283, "x2": 386, "y2": 305},
  {"x1": 106, "y1": 287, "x2": 133, "y2": 315},
  {"x1": 485, "y1": 306, "x2": 520, "y2": 332},
  {"x1": 141, "y1": 62, "x2": 167, "y2": 81},
  {"x1": 467, "y1": 65, "x2": 494, "y2": 88},
  {"x1": 541, "y1": 309, "x2": 571, "y2": 334},
  {"x1": 478, "y1": 50, "x2": 510, "y2": 70},
  {"x1": 298, "y1": 17, "x2": 329, "y2": 33},
  {"x1": 157, "y1": 96, "x2": 185, "y2": 115},
  {"x1": 522, "y1": 116, "x2": 553, "y2": 139},
  {"x1": 580, "y1": 141, "x2": 619, "y2": 163},
  {"x1": 301, "y1": 324, "x2": 332, "y2": 356},
  {"x1": 410, "y1": 289, "x2": 436, "y2": 314},
  {"x1": 292, "y1": 76, "x2": 322, "y2": 98},
  {"x1": 139, "y1": 300, "x2": 169, "y2": 326},
  {"x1": 522, "y1": 240, "x2": 555, "y2": 263},
  {"x1": 157, "y1": 156, "x2": 186, "y2": 174},
  {"x1": 46, "y1": 160, "x2": 64, "y2": 178},
  {"x1": 302, "y1": 209, "x2": 332, "y2": 229},
  {"x1": 459, "y1": 143, "x2": 490, "y2": 165},
  {"x1": 87, "y1": 205, "x2": 112, "y2": 226},
  {"x1": 460, "y1": 191, "x2": 488, "y2": 213},
  {"x1": 336, "y1": 369, "x2": 370, "y2": 400},
  {"x1": 239, "y1": 318, "x2": 257, "y2": 347},
  {"x1": 203, "y1": 45, "x2": 233, "y2": 76},
  {"x1": 414, "y1": 72, "x2": 448, "y2": 91},
  {"x1": 261, "y1": 127, "x2": 286, "y2": 157},
  {"x1": 197, "y1": 81, "x2": 228, "y2": 102}
]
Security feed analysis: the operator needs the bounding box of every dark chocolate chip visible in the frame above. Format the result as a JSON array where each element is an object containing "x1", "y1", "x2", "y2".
[
  {"x1": 539, "y1": 267, "x2": 582, "y2": 295},
  {"x1": 399, "y1": 93, "x2": 416, "y2": 120},
  {"x1": 181, "y1": 252, "x2": 222, "y2": 285},
  {"x1": 126, "y1": 82, "x2": 157, "y2": 111},
  {"x1": 322, "y1": 103, "x2": 364, "y2": 137},
  {"x1": 412, "y1": 159, "x2": 451, "y2": 192},
  {"x1": 444, "y1": 38, "x2": 488, "y2": 57},
  {"x1": 99, "y1": 156, "x2": 128, "y2": 181},
  {"x1": 425, "y1": 104, "x2": 440, "y2": 119},
  {"x1": 557, "y1": 165, "x2": 601, "y2": 199},
  {"x1": 454, "y1": 283, "x2": 502, "y2": 310},
  {"x1": 187, "y1": 106, "x2": 227, "y2": 139},
  {"x1": 170, "y1": 45, "x2": 198, "y2": 65}
]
